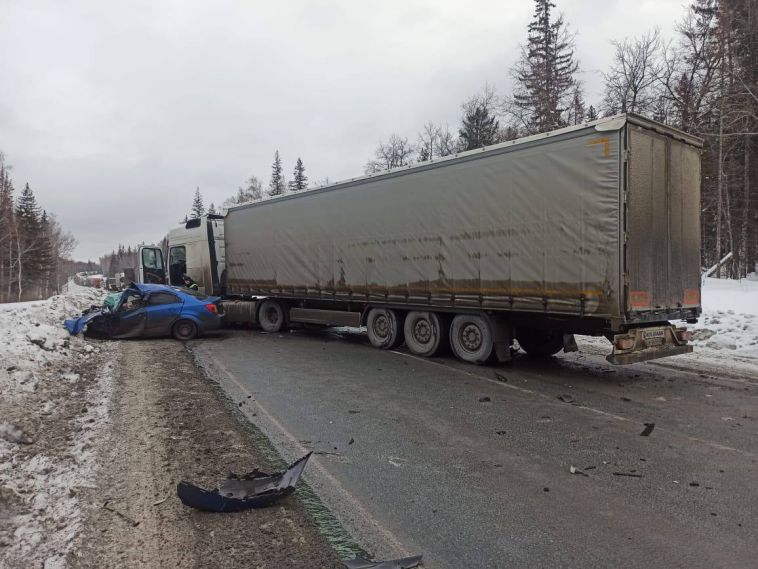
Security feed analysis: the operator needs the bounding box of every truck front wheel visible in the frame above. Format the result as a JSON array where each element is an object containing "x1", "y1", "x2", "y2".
[
  {"x1": 366, "y1": 308, "x2": 404, "y2": 349},
  {"x1": 516, "y1": 328, "x2": 564, "y2": 357},
  {"x1": 404, "y1": 311, "x2": 446, "y2": 357},
  {"x1": 450, "y1": 314, "x2": 494, "y2": 364},
  {"x1": 258, "y1": 299, "x2": 287, "y2": 333}
]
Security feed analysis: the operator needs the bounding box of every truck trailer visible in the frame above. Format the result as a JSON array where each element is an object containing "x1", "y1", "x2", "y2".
[{"x1": 165, "y1": 114, "x2": 702, "y2": 365}]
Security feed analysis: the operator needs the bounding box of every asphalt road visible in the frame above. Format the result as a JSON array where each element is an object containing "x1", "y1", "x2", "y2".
[{"x1": 192, "y1": 329, "x2": 758, "y2": 569}]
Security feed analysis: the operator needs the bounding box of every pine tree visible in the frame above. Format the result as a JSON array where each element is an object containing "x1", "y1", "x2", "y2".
[
  {"x1": 586, "y1": 105, "x2": 598, "y2": 121},
  {"x1": 289, "y1": 158, "x2": 308, "y2": 192},
  {"x1": 268, "y1": 151, "x2": 285, "y2": 196},
  {"x1": 459, "y1": 86, "x2": 500, "y2": 150},
  {"x1": 15, "y1": 183, "x2": 44, "y2": 300},
  {"x1": 38, "y1": 211, "x2": 54, "y2": 296},
  {"x1": 191, "y1": 187, "x2": 205, "y2": 218},
  {"x1": 459, "y1": 106, "x2": 499, "y2": 150},
  {"x1": 208, "y1": 202, "x2": 217, "y2": 215},
  {"x1": 509, "y1": 0, "x2": 580, "y2": 133}
]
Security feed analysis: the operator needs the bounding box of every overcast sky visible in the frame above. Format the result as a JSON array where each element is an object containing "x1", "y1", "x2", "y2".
[{"x1": 0, "y1": 0, "x2": 686, "y2": 261}]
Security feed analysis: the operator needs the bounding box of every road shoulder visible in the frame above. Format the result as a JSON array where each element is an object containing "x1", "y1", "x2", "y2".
[{"x1": 69, "y1": 339, "x2": 342, "y2": 568}]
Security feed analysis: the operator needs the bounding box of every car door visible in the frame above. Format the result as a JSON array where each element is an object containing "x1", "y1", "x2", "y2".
[
  {"x1": 144, "y1": 291, "x2": 184, "y2": 336},
  {"x1": 110, "y1": 307, "x2": 147, "y2": 338}
]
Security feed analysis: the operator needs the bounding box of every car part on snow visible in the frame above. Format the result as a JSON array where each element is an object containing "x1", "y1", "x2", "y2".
[
  {"x1": 176, "y1": 452, "x2": 311, "y2": 512},
  {"x1": 343, "y1": 554, "x2": 423, "y2": 569}
]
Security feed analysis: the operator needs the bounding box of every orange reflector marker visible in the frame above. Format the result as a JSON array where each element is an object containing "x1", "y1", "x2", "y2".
[
  {"x1": 683, "y1": 289, "x2": 700, "y2": 305},
  {"x1": 629, "y1": 291, "x2": 651, "y2": 309}
]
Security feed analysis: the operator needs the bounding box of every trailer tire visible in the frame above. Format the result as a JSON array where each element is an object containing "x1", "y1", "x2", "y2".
[
  {"x1": 366, "y1": 308, "x2": 404, "y2": 349},
  {"x1": 258, "y1": 299, "x2": 287, "y2": 333},
  {"x1": 172, "y1": 319, "x2": 198, "y2": 341},
  {"x1": 450, "y1": 314, "x2": 495, "y2": 364},
  {"x1": 516, "y1": 328, "x2": 564, "y2": 357},
  {"x1": 404, "y1": 311, "x2": 446, "y2": 357}
]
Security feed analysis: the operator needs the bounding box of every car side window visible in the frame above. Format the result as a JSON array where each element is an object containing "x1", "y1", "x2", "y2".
[{"x1": 148, "y1": 292, "x2": 180, "y2": 306}]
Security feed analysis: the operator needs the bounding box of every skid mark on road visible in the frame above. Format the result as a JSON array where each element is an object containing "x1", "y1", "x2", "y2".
[
  {"x1": 391, "y1": 350, "x2": 757, "y2": 459},
  {"x1": 199, "y1": 350, "x2": 415, "y2": 559}
]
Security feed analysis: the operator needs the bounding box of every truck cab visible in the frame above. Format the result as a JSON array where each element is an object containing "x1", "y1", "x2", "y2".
[{"x1": 166, "y1": 215, "x2": 225, "y2": 295}]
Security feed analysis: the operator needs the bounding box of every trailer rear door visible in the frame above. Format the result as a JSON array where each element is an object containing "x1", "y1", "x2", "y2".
[{"x1": 625, "y1": 122, "x2": 702, "y2": 313}]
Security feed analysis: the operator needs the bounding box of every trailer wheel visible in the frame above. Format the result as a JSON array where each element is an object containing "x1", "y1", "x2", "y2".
[
  {"x1": 258, "y1": 299, "x2": 287, "y2": 333},
  {"x1": 404, "y1": 311, "x2": 446, "y2": 357},
  {"x1": 450, "y1": 314, "x2": 494, "y2": 364},
  {"x1": 366, "y1": 308, "x2": 404, "y2": 349},
  {"x1": 516, "y1": 328, "x2": 564, "y2": 357}
]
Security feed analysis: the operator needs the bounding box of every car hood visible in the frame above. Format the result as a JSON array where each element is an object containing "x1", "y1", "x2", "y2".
[{"x1": 64, "y1": 309, "x2": 105, "y2": 336}]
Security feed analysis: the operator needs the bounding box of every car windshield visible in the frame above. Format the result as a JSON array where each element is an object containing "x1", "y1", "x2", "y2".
[{"x1": 171, "y1": 286, "x2": 208, "y2": 300}]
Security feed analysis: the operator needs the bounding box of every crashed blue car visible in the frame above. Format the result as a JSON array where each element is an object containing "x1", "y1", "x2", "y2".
[{"x1": 65, "y1": 283, "x2": 223, "y2": 340}]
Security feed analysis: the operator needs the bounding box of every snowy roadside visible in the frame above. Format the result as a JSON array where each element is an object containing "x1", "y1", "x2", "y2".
[
  {"x1": 573, "y1": 277, "x2": 758, "y2": 375},
  {"x1": 0, "y1": 283, "x2": 115, "y2": 569}
]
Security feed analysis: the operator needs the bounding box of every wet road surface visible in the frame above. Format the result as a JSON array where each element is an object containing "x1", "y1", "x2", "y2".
[{"x1": 192, "y1": 329, "x2": 758, "y2": 569}]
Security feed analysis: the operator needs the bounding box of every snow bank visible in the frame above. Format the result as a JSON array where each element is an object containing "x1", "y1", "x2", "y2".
[
  {"x1": 0, "y1": 284, "x2": 103, "y2": 402},
  {"x1": 0, "y1": 283, "x2": 114, "y2": 568},
  {"x1": 692, "y1": 277, "x2": 758, "y2": 356}
]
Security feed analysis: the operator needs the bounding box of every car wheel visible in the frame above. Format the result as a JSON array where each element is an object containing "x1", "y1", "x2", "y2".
[{"x1": 172, "y1": 319, "x2": 198, "y2": 341}]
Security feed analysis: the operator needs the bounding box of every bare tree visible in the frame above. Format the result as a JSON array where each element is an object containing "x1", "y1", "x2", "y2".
[
  {"x1": 365, "y1": 134, "x2": 416, "y2": 174},
  {"x1": 602, "y1": 30, "x2": 663, "y2": 116}
]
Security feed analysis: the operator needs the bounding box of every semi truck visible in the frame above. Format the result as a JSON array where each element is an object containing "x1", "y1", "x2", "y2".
[{"x1": 157, "y1": 114, "x2": 702, "y2": 365}]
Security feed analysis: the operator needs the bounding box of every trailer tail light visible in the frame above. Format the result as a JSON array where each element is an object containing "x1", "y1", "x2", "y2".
[
  {"x1": 675, "y1": 328, "x2": 692, "y2": 343},
  {"x1": 614, "y1": 336, "x2": 636, "y2": 351},
  {"x1": 204, "y1": 303, "x2": 218, "y2": 314}
]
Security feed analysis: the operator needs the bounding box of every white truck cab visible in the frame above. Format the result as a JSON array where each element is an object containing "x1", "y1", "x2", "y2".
[{"x1": 166, "y1": 215, "x2": 226, "y2": 295}]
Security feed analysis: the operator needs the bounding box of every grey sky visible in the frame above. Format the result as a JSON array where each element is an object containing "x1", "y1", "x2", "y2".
[{"x1": 0, "y1": 0, "x2": 685, "y2": 261}]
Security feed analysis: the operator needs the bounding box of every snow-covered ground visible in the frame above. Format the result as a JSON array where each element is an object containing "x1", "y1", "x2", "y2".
[
  {"x1": 692, "y1": 277, "x2": 758, "y2": 356},
  {"x1": 0, "y1": 283, "x2": 114, "y2": 568}
]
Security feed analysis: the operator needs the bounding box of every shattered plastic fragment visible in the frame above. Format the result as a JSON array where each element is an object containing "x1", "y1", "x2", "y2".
[
  {"x1": 343, "y1": 554, "x2": 423, "y2": 569},
  {"x1": 639, "y1": 423, "x2": 655, "y2": 437},
  {"x1": 177, "y1": 452, "x2": 311, "y2": 512}
]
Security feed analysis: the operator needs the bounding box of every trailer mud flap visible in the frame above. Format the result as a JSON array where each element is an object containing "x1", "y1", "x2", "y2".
[{"x1": 606, "y1": 325, "x2": 692, "y2": 365}]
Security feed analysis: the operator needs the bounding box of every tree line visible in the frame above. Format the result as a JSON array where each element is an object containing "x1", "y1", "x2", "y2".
[
  {"x1": 0, "y1": 152, "x2": 78, "y2": 302},
  {"x1": 176, "y1": 0, "x2": 755, "y2": 277},
  {"x1": 363, "y1": 0, "x2": 757, "y2": 277}
]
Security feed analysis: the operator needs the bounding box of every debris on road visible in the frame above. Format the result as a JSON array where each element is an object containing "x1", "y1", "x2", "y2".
[
  {"x1": 478, "y1": 396, "x2": 491, "y2": 403},
  {"x1": 103, "y1": 501, "x2": 140, "y2": 527},
  {"x1": 640, "y1": 422, "x2": 656, "y2": 437},
  {"x1": 557, "y1": 394, "x2": 575, "y2": 404},
  {"x1": 177, "y1": 452, "x2": 312, "y2": 512},
  {"x1": 570, "y1": 465, "x2": 589, "y2": 477},
  {"x1": 343, "y1": 554, "x2": 423, "y2": 569},
  {"x1": 494, "y1": 372, "x2": 508, "y2": 383},
  {"x1": 612, "y1": 472, "x2": 643, "y2": 478}
]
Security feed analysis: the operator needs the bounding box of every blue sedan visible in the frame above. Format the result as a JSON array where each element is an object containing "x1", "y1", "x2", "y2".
[{"x1": 65, "y1": 283, "x2": 223, "y2": 340}]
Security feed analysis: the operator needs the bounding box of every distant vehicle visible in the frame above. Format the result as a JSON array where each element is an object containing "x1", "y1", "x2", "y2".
[
  {"x1": 65, "y1": 283, "x2": 223, "y2": 340},
  {"x1": 161, "y1": 114, "x2": 701, "y2": 365}
]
